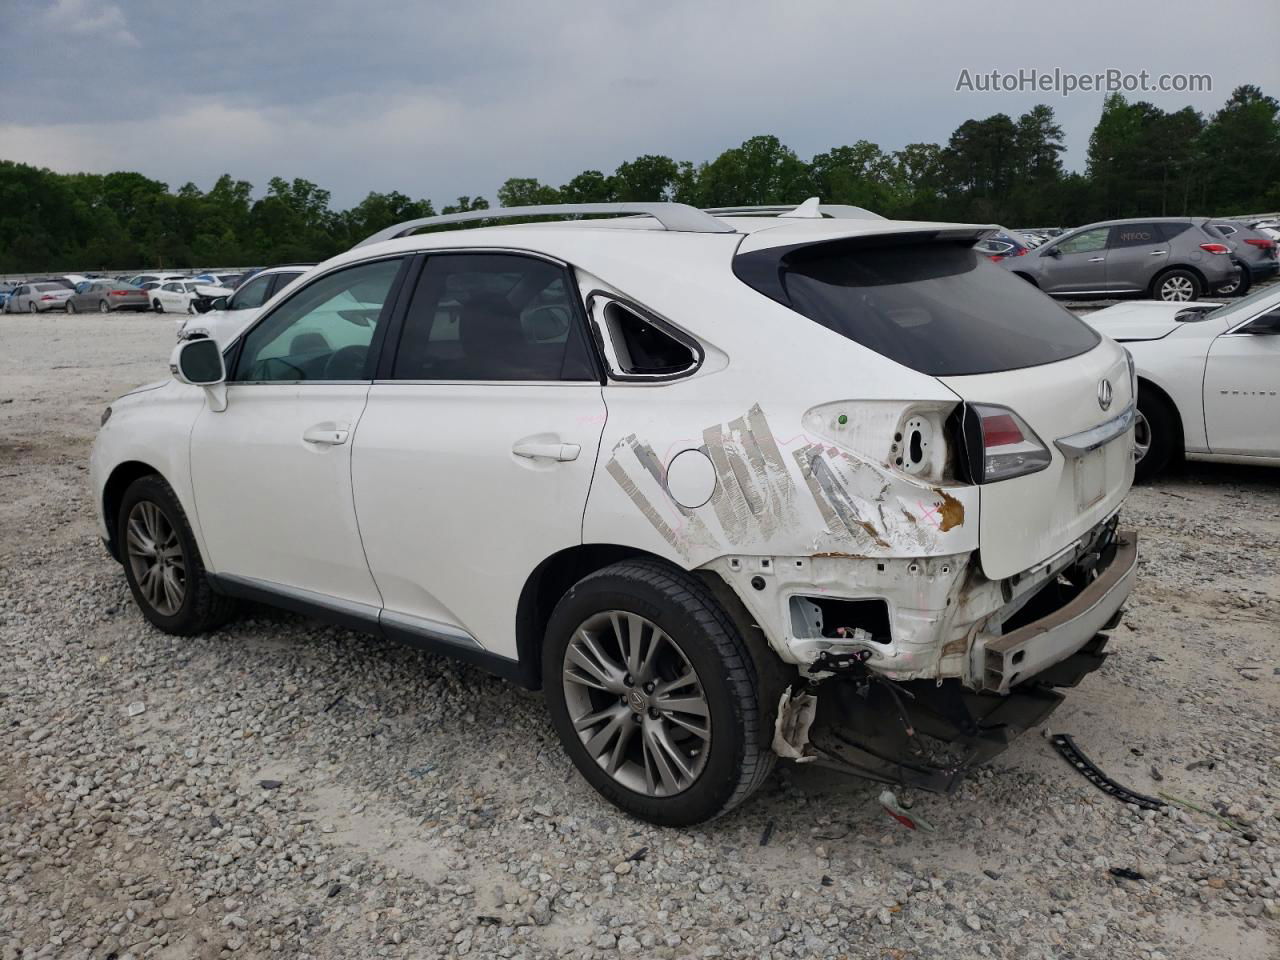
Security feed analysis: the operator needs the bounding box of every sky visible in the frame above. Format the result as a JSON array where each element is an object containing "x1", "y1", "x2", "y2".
[{"x1": 1, "y1": 0, "x2": 1277, "y2": 208}]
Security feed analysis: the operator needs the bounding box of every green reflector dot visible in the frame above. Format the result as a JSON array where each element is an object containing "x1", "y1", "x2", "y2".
[{"x1": 837, "y1": 414, "x2": 848, "y2": 425}]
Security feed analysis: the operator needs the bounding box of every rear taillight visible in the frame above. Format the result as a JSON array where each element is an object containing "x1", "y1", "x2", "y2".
[
  {"x1": 40, "y1": 295, "x2": 56, "y2": 301},
  {"x1": 1244, "y1": 237, "x2": 1275, "y2": 250},
  {"x1": 987, "y1": 255, "x2": 1002, "y2": 262},
  {"x1": 1200, "y1": 243, "x2": 1230, "y2": 255},
  {"x1": 958, "y1": 403, "x2": 1052, "y2": 484},
  {"x1": 109, "y1": 290, "x2": 129, "y2": 296},
  {"x1": 1015, "y1": 247, "x2": 1028, "y2": 256}
]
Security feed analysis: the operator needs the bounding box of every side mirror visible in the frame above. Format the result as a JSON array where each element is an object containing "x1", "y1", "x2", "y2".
[
  {"x1": 209, "y1": 296, "x2": 229, "y2": 311},
  {"x1": 1243, "y1": 309, "x2": 1280, "y2": 336},
  {"x1": 171, "y1": 338, "x2": 226, "y2": 385},
  {"x1": 1044, "y1": 246, "x2": 1062, "y2": 258}
]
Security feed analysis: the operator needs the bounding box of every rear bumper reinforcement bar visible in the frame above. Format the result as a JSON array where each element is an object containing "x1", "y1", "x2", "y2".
[{"x1": 977, "y1": 531, "x2": 1138, "y2": 694}]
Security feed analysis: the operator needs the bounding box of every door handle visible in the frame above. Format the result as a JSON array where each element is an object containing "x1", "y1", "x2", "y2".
[
  {"x1": 302, "y1": 424, "x2": 349, "y2": 445},
  {"x1": 1087, "y1": 257, "x2": 1105, "y2": 262},
  {"x1": 1149, "y1": 250, "x2": 1167, "y2": 255},
  {"x1": 512, "y1": 441, "x2": 581, "y2": 462}
]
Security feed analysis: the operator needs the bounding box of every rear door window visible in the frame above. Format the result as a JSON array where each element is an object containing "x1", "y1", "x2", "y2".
[
  {"x1": 735, "y1": 239, "x2": 1100, "y2": 376},
  {"x1": 391, "y1": 253, "x2": 596, "y2": 381},
  {"x1": 1108, "y1": 224, "x2": 1161, "y2": 248}
]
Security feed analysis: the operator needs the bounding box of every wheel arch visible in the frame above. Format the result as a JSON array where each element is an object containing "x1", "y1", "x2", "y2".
[
  {"x1": 1136, "y1": 375, "x2": 1185, "y2": 456},
  {"x1": 1011, "y1": 271, "x2": 1037, "y2": 286},
  {"x1": 102, "y1": 460, "x2": 163, "y2": 561},
  {"x1": 514, "y1": 543, "x2": 789, "y2": 699},
  {"x1": 1150, "y1": 264, "x2": 1207, "y2": 298}
]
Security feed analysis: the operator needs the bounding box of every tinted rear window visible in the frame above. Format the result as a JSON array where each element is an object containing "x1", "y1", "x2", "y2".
[{"x1": 736, "y1": 238, "x2": 1099, "y2": 376}]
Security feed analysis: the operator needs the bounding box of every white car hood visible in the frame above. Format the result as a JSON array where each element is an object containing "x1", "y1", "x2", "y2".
[{"x1": 1084, "y1": 299, "x2": 1217, "y2": 342}]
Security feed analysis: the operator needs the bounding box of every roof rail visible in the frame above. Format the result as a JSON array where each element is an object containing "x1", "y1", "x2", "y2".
[
  {"x1": 703, "y1": 201, "x2": 885, "y2": 221},
  {"x1": 354, "y1": 202, "x2": 734, "y2": 248}
]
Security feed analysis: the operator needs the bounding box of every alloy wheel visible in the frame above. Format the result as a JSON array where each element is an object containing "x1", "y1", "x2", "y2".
[
  {"x1": 1134, "y1": 410, "x2": 1151, "y2": 463},
  {"x1": 1159, "y1": 276, "x2": 1194, "y2": 301},
  {"x1": 125, "y1": 501, "x2": 186, "y2": 616},
  {"x1": 99, "y1": 301, "x2": 110, "y2": 313},
  {"x1": 561, "y1": 611, "x2": 711, "y2": 797}
]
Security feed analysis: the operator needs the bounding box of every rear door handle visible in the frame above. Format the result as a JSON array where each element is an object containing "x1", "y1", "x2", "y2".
[
  {"x1": 1087, "y1": 257, "x2": 1105, "y2": 262},
  {"x1": 1149, "y1": 250, "x2": 1167, "y2": 255},
  {"x1": 512, "y1": 440, "x2": 581, "y2": 462},
  {"x1": 303, "y1": 423, "x2": 349, "y2": 445}
]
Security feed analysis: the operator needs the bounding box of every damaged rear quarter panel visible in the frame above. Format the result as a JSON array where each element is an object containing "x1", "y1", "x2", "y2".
[{"x1": 580, "y1": 291, "x2": 982, "y2": 664}]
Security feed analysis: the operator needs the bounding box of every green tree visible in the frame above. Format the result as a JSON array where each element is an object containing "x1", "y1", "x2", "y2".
[{"x1": 1198, "y1": 84, "x2": 1280, "y2": 213}]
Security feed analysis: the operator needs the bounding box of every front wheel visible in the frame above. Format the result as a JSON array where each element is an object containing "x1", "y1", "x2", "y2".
[
  {"x1": 1152, "y1": 269, "x2": 1201, "y2": 302},
  {"x1": 118, "y1": 475, "x2": 235, "y2": 635},
  {"x1": 543, "y1": 560, "x2": 773, "y2": 826},
  {"x1": 99, "y1": 300, "x2": 110, "y2": 314},
  {"x1": 66, "y1": 300, "x2": 76, "y2": 314},
  {"x1": 153, "y1": 299, "x2": 164, "y2": 313}
]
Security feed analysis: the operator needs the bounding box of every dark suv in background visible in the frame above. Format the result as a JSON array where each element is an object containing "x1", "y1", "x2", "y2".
[
  {"x1": 1001, "y1": 217, "x2": 1240, "y2": 302},
  {"x1": 1208, "y1": 221, "x2": 1279, "y2": 296}
]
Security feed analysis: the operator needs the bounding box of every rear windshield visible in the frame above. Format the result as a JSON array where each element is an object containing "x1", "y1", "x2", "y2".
[
  {"x1": 735, "y1": 238, "x2": 1100, "y2": 376},
  {"x1": 35, "y1": 283, "x2": 64, "y2": 292}
]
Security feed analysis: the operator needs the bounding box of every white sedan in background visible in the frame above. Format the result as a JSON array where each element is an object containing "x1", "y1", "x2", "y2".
[
  {"x1": 149, "y1": 279, "x2": 233, "y2": 314},
  {"x1": 1085, "y1": 285, "x2": 1280, "y2": 479}
]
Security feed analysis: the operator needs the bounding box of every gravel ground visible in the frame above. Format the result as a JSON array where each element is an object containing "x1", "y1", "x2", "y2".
[{"x1": 1, "y1": 313, "x2": 1277, "y2": 960}]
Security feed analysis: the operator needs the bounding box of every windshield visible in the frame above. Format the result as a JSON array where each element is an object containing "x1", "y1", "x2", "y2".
[
  {"x1": 1206, "y1": 283, "x2": 1280, "y2": 321},
  {"x1": 736, "y1": 238, "x2": 1100, "y2": 376}
]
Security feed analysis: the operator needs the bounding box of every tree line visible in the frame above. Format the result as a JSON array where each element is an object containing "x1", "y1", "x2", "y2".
[{"x1": 0, "y1": 84, "x2": 1275, "y2": 274}]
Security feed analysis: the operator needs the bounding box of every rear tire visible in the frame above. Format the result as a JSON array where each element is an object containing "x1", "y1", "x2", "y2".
[
  {"x1": 543, "y1": 559, "x2": 773, "y2": 826},
  {"x1": 99, "y1": 300, "x2": 110, "y2": 314},
  {"x1": 1134, "y1": 387, "x2": 1179, "y2": 483},
  {"x1": 1216, "y1": 267, "x2": 1251, "y2": 298},
  {"x1": 153, "y1": 299, "x2": 164, "y2": 313},
  {"x1": 66, "y1": 300, "x2": 75, "y2": 314},
  {"x1": 117, "y1": 475, "x2": 235, "y2": 635},
  {"x1": 1151, "y1": 268, "x2": 1201, "y2": 302}
]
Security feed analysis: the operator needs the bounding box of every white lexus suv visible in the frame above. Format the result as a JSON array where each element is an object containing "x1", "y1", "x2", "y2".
[{"x1": 91, "y1": 200, "x2": 1138, "y2": 825}]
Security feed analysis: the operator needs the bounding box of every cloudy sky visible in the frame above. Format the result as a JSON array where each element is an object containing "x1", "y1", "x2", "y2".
[{"x1": 1, "y1": 0, "x2": 1277, "y2": 208}]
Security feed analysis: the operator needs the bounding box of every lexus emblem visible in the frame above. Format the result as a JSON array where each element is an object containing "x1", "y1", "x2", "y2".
[{"x1": 1097, "y1": 378, "x2": 1113, "y2": 411}]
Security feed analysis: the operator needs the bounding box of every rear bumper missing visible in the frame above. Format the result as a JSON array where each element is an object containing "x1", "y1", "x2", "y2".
[{"x1": 975, "y1": 531, "x2": 1137, "y2": 694}]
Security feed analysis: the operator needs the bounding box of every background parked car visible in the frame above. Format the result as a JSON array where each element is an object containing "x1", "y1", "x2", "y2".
[
  {"x1": 1085, "y1": 283, "x2": 1280, "y2": 479},
  {"x1": 150, "y1": 279, "x2": 233, "y2": 314},
  {"x1": 65, "y1": 279, "x2": 150, "y2": 314},
  {"x1": 4, "y1": 281, "x2": 73, "y2": 313},
  {"x1": 1003, "y1": 217, "x2": 1239, "y2": 302},
  {"x1": 177, "y1": 264, "x2": 312, "y2": 343},
  {"x1": 975, "y1": 228, "x2": 1032, "y2": 262},
  {"x1": 0, "y1": 282, "x2": 13, "y2": 310},
  {"x1": 1208, "y1": 222, "x2": 1279, "y2": 296},
  {"x1": 194, "y1": 272, "x2": 246, "y2": 289},
  {"x1": 128, "y1": 273, "x2": 187, "y2": 288}
]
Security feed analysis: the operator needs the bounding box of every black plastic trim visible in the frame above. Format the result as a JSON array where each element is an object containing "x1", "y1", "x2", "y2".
[
  {"x1": 207, "y1": 573, "x2": 533, "y2": 687},
  {"x1": 583, "y1": 289, "x2": 704, "y2": 383}
]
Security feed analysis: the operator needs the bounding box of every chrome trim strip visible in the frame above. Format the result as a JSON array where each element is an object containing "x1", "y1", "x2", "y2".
[{"x1": 1053, "y1": 404, "x2": 1136, "y2": 458}]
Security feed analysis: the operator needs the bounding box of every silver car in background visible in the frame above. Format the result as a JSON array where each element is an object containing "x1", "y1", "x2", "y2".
[
  {"x1": 65, "y1": 279, "x2": 151, "y2": 314},
  {"x1": 1002, "y1": 217, "x2": 1240, "y2": 302},
  {"x1": 4, "y1": 282, "x2": 74, "y2": 313}
]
